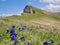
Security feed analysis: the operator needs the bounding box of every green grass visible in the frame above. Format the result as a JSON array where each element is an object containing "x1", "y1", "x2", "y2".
[
  {"x1": 0, "y1": 26, "x2": 60, "y2": 45},
  {"x1": 0, "y1": 6, "x2": 60, "y2": 45}
]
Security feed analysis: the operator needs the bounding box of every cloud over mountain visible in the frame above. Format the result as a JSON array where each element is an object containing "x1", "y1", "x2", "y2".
[
  {"x1": 39, "y1": 0, "x2": 60, "y2": 4},
  {"x1": 39, "y1": 0, "x2": 60, "y2": 12}
]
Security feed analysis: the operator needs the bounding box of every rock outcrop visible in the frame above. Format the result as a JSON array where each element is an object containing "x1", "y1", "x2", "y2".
[{"x1": 23, "y1": 5, "x2": 35, "y2": 14}]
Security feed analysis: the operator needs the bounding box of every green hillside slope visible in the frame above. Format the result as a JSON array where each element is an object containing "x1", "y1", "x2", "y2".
[{"x1": 0, "y1": 6, "x2": 60, "y2": 45}]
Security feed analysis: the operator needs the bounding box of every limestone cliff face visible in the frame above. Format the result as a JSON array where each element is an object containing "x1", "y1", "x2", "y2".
[{"x1": 23, "y1": 5, "x2": 35, "y2": 14}]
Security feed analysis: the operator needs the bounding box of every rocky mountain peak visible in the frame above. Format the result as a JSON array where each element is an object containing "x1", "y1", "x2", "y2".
[{"x1": 23, "y1": 5, "x2": 35, "y2": 14}]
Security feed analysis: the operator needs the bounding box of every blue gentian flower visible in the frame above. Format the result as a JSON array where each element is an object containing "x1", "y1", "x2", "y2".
[
  {"x1": 10, "y1": 29, "x2": 15, "y2": 36},
  {"x1": 6, "y1": 29, "x2": 10, "y2": 33},
  {"x1": 23, "y1": 26, "x2": 27, "y2": 30},
  {"x1": 12, "y1": 25, "x2": 15, "y2": 29},
  {"x1": 18, "y1": 25, "x2": 27, "y2": 30},
  {"x1": 43, "y1": 40, "x2": 49, "y2": 45},
  {"x1": 43, "y1": 40, "x2": 54, "y2": 45},
  {"x1": 0, "y1": 35, "x2": 2, "y2": 39},
  {"x1": 13, "y1": 40, "x2": 18, "y2": 45},
  {"x1": 22, "y1": 27, "x2": 25, "y2": 30},
  {"x1": 49, "y1": 40, "x2": 54, "y2": 43},
  {"x1": 11, "y1": 28, "x2": 15, "y2": 31},
  {"x1": 26, "y1": 42, "x2": 30, "y2": 45},
  {"x1": 20, "y1": 35, "x2": 25, "y2": 40},
  {"x1": 14, "y1": 33, "x2": 17, "y2": 37},
  {"x1": 11, "y1": 35, "x2": 16, "y2": 40}
]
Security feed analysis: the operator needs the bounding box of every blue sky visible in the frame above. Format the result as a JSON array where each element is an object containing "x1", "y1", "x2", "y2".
[
  {"x1": 0, "y1": 0, "x2": 60, "y2": 16},
  {"x1": 0, "y1": 0, "x2": 44, "y2": 16}
]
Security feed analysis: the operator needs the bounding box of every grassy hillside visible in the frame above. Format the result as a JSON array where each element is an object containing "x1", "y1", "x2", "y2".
[{"x1": 0, "y1": 6, "x2": 60, "y2": 45}]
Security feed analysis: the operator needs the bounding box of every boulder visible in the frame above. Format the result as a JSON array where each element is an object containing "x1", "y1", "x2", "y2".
[{"x1": 23, "y1": 5, "x2": 35, "y2": 14}]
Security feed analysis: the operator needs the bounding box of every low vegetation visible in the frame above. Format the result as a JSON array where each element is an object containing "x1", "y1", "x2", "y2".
[{"x1": 0, "y1": 6, "x2": 60, "y2": 45}]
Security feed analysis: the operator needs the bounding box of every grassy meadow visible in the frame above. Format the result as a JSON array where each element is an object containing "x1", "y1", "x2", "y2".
[{"x1": 0, "y1": 6, "x2": 60, "y2": 45}]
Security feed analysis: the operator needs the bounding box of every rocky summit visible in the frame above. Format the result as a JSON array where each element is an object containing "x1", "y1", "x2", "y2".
[{"x1": 23, "y1": 5, "x2": 35, "y2": 14}]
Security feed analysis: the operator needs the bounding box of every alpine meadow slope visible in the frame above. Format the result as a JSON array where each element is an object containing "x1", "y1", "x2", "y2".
[{"x1": 0, "y1": 6, "x2": 60, "y2": 45}]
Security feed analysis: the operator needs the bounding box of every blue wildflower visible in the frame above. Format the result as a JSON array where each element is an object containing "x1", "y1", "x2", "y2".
[
  {"x1": 12, "y1": 25, "x2": 15, "y2": 29},
  {"x1": 43, "y1": 40, "x2": 54, "y2": 45},
  {"x1": 26, "y1": 42, "x2": 30, "y2": 45},
  {"x1": 10, "y1": 29, "x2": 15, "y2": 36},
  {"x1": 13, "y1": 40, "x2": 18, "y2": 45},
  {"x1": 11, "y1": 28, "x2": 15, "y2": 30},
  {"x1": 20, "y1": 35, "x2": 25, "y2": 40},
  {"x1": 14, "y1": 33, "x2": 17, "y2": 37},
  {"x1": 11, "y1": 35, "x2": 16, "y2": 40},
  {"x1": 23, "y1": 26, "x2": 27, "y2": 30},
  {"x1": 22, "y1": 27, "x2": 25, "y2": 30},
  {"x1": 6, "y1": 29, "x2": 10, "y2": 33},
  {"x1": 43, "y1": 40, "x2": 49, "y2": 45},
  {"x1": 49, "y1": 40, "x2": 54, "y2": 43},
  {"x1": 20, "y1": 25, "x2": 27, "y2": 30}
]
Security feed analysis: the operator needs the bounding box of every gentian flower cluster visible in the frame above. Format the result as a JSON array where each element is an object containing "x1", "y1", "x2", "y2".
[
  {"x1": 43, "y1": 40, "x2": 54, "y2": 45},
  {"x1": 18, "y1": 25, "x2": 27, "y2": 30},
  {"x1": 11, "y1": 26, "x2": 18, "y2": 45},
  {"x1": 18, "y1": 25, "x2": 33, "y2": 30},
  {"x1": 6, "y1": 25, "x2": 31, "y2": 45},
  {"x1": 6, "y1": 25, "x2": 18, "y2": 45}
]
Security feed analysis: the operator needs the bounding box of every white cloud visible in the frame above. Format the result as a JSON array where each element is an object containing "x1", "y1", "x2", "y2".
[
  {"x1": 0, "y1": 13, "x2": 22, "y2": 17},
  {"x1": 0, "y1": 11, "x2": 23, "y2": 17},
  {"x1": 41, "y1": 4, "x2": 60, "y2": 12},
  {"x1": 20, "y1": 10, "x2": 23, "y2": 14},
  {"x1": 39, "y1": 0, "x2": 60, "y2": 4},
  {"x1": 0, "y1": 14, "x2": 13, "y2": 17},
  {"x1": 39, "y1": 0, "x2": 60, "y2": 12}
]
